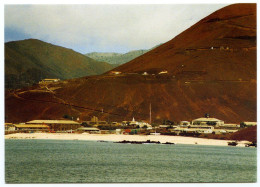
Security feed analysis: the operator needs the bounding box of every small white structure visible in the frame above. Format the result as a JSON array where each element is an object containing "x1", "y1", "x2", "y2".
[
  {"x1": 158, "y1": 70, "x2": 168, "y2": 74},
  {"x1": 243, "y1": 122, "x2": 257, "y2": 127},
  {"x1": 179, "y1": 121, "x2": 190, "y2": 126},
  {"x1": 5, "y1": 123, "x2": 16, "y2": 131},
  {"x1": 219, "y1": 123, "x2": 240, "y2": 128},
  {"x1": 142, "y1": 72, "x2": 148, "y2": 75},
  {"x1": 116, "y1": 129, "x2": 122, "y2": 135},
  {"x1": 159, "y1": 125, "x2": 170, "y2": 128},
  {"x1": 110, "y1": 71, "x2": 121, "y2": 75},
  {"x1": 129, "y1": 117, "x2": 152, "y2": 128},
  {"x1": 192, "y1": 117, "x2": 224, "y2": 126},
  {"x1": 77, "y1": 127, "x2": 100, "y2": 134},
  {"x1": 150, "y1": 132, "x2": 161, "y2": 135},
  {"x1": 39, "y1": 79, "x2": 60, "y2": 84},
  {"x1": 186, "y1": 125, "x2": 214, "y2": 134}
]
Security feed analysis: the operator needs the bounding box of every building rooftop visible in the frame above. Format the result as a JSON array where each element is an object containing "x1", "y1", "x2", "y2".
[
  {"x1": 26, "y1": 120, "x2": 80, "y2": 125},
  {"x1": 14, "y1": 124, "x2": 49, "y2": 128},
  {"x1": 192, "y1": 118, "x2": 223, "y2": 122},
  {"x1": 42, "y1": 79, "x2": 60, "y2": 81},
  {"x1": 243, "y1": 122, "x2": 257, "y2": 125},
  {"x1": 78, "y1": 127, "x2": 100, "y2": 131}
]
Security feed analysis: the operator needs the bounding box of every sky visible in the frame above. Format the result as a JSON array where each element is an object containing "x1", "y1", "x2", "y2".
[{"x1": 4, "y1": 4, "x2": 229, "y2": 54}]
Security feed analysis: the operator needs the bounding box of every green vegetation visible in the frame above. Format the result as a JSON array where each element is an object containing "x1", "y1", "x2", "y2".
[
  {"x1": 5, "y1": 39, "x2": 114, "y2": 89},
  {"x1": 85, "y1": 50, "x2": 148, "y2": 65},
  {"x1": 85, "y1": 44, "x2": 161, "y2": 65}
]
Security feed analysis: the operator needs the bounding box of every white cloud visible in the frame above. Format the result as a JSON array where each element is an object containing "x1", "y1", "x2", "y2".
[{"x1": 5, "y1": 4, "x2": 227, "y2": 53}]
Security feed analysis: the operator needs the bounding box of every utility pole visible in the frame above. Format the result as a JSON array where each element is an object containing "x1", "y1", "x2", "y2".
[{"x1": 150, "y1": 103, "x2": 152, "y2": 125}]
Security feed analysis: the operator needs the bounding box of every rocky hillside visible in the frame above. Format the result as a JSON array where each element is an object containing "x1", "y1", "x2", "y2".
[{"x1": 5, "y1": 39, "x2": 113, "y2": 89}]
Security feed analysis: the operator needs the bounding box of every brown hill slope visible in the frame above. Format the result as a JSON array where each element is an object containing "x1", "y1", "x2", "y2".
[
  {"x1": 111, "y1": 4, "x2": 256, "y2": 81},
  {"x1": 229, "y1": 126, "x2": 257, "y2": 142},
  {"x1": 5, "y1": 4, "x2": 256, "y2": 124}
]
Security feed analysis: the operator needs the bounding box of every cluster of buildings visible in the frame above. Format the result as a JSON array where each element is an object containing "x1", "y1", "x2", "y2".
[
  {"x1": 5, "y1": 120, "x2": 81, "y2": 134},
  {"x1": 110, "y1": 70, "x2": 168, "y2": 76},
  {"x1": 5, "y1": 116, "x2": 257, "y2": 136},
  {"x1": 39, "y1": 78, "x2": 60, "y2": 84}
]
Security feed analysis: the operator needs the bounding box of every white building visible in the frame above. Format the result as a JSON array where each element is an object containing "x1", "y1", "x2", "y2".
[
  {"x1": 39, "y1": 78, "x2": 60, "y2": 84},
  {"x1": 129, "y1": 117, "x2": 152, "y2": 129},
  {"x1": 243, "y1": 122, "x2": 257, "y2": 127},
  {"x1": 158, "y1": 70, "x2": 168, "y2": 74},
  {"x1": 192, "y1": 117, "x2": 224, "y2": 126},
  {"x1": 179, "y1": 121, "x2": 191, "y2": 126}
]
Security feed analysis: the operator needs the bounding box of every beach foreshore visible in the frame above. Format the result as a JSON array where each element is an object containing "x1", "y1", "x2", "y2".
[{"x1": 4, "y1": 133, "x2": 250, "y2": 147}]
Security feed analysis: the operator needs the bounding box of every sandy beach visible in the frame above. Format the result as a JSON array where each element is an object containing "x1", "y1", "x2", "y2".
[{"x1": 4, "y1": 133, "x2": 250, "y2": 147}]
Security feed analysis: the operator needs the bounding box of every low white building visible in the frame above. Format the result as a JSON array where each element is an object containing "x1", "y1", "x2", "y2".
[
  {"x1": 39, "y1": 78, "x2": 60, "y2": 84},
  {"x1": 179, "y1": 121, "x2": 190, "y2": 126},
  {"x1": 171, "y1": 125, "x2": 214, "y2": 134},
  {"x1": 77, "y1": 127, "x2": 100, "y2": 134},
  {"x1": 158, "y1": 70, "x2": 168, "y2": 74},
  {"x1": 5, "y1": 123, "x2": 16, "y2": 131},
  {"x1": 243, "y1": 122, "x2": 257, "y2": 127},
  {"x1": 129, "y1": 117, "x2": 152, "y2": 129},
  {"x1": 219, "y1": 123, "x2": 240, "y2": 128},
  {"x1": 110, "y1": 71, "x2": 121, "y2": 75},
  {"x1": 192, "y1": 117, "x2": 224, "y2": 126}
]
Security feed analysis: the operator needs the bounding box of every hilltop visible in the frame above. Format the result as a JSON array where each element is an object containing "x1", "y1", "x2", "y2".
[
  {"x1": 5, "y1": 4, "x2": 256, "y2": 124},
  {"x1": 5, "y1": 39, "x2": 114, "y2": 89},
  {"x1": 85, "y1": 50, "x2": 148, "y2": 65},
  {"x1": 85, "y1": 44, "x2": 161, "y2": 65}
]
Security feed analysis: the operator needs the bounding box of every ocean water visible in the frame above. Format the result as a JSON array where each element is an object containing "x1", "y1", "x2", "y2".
[{"x1": 5, "y1": 139, "x2": 257, "y2": 183}]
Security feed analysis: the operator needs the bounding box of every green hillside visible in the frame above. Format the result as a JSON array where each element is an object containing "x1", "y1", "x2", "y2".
[
  {"x1": 5, "y1": 39, "x2": 113, "y2": 89},
  {"x1": 85, "y1": 45, "x2": 160, "y2": 65}
]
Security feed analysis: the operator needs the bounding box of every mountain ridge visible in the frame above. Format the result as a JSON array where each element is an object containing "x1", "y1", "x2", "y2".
[
  {"x1": 85, "y1": 45, "x2": 160, "y2": 65},
  {"x1": 5, "y1": 39, "x2": 114, "y2": 89}
]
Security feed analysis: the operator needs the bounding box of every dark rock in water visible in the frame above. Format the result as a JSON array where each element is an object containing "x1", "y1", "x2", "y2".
[
  {"x1": 162, "y1": 142, "x2": 175, "y2": 145},
  {"x1": 228, "y1": 141, "x2": 238, "y2": 146},
  {"x1": 245, "y1": 142, "x2": 257, "y2": 147},
  {"x1": 97, "y1": 140, "x2": 108, "y2": 143}
]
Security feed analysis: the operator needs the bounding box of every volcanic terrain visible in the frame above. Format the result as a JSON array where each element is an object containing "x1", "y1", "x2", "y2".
[{"x1": 5, "y1": 4, "x2": 256, "y2": 124}]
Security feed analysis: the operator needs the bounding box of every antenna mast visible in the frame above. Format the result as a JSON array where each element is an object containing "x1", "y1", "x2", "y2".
[{"x1": 150, "y1": 103, "x2": 152, "y2": 125}]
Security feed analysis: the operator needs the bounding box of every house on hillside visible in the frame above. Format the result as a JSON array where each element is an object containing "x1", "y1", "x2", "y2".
[
  {"x1": 39, "y1": 78, "x2": 60, "y2": 84},
  {"x1": 110, "y1": 71, "x2": 121, "y2": 75},
  {"x1": 158, "y1": 70, "x2": 168, "y2": 74}
]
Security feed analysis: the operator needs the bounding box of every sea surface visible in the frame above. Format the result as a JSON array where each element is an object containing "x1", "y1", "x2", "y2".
[{"x1": 5, "y1": 139, "x2": 257, "y2": 183}]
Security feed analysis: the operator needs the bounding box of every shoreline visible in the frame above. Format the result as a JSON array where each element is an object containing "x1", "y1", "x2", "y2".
[{"x1": 4, "y1": 133, "x2": 250, "y2": 147}]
